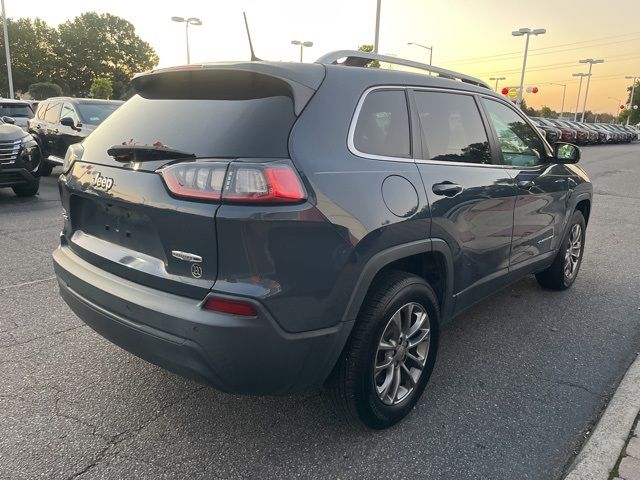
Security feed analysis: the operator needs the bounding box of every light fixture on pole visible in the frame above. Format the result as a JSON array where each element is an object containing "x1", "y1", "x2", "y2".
[
  {"x1": 549, "y1": 82, "x2": 567, "y2": 119},
  {"x1": 171, "y1": 16, "x2": 202, "y2": 64},
  {"x1": 511, "y1": 27, "x2": 546, "y2": 108},
  {"x1": 291, "y1": 40, "x2": 313, "y2": 62},
  {"x1": 608, "y1": 96, "x2": 622, "y2": 119},
  {"x1": 579, "y1": 58, "x2": 604, "y2": 122},
  {"x1": 408, "y1": 42, "x2": 434, "y2": 74},
  {"x1": 489, "y1": 76, "x2": 507, "y2": 92},
  {"x1": 572, "y1": 73, "x2": 590, "y2": 121},
  {"x1": 1, "y1": 0, "x2": 13, "y2": 99},
  {"x1": 624, "y1": 75, "x2": 639, "y2": 125}
]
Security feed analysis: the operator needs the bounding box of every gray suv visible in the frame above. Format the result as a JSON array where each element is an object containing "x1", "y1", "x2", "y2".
[{"x1": 53, "y1": 51, "x2": 592, "y2": 429}]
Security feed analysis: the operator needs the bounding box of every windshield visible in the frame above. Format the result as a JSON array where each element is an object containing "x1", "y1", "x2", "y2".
[
  {"x1": 0, "y1": 103, "x2": 33, "y2": 118},
  {"x1": 76, "y1": 103, "x2": 121, "y2": 125}
]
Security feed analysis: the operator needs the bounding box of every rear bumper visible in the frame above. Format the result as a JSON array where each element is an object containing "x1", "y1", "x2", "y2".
[{"x1": 53, "y1": 244, "x2": 352, "y2": 395}]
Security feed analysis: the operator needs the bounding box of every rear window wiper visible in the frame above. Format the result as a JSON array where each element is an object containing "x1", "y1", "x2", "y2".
[{"x1": 107, "y1": 144, "x2": 196, "y2": 163}]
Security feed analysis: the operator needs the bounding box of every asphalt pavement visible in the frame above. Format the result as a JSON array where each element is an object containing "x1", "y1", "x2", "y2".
[{"x1": 1, "y1": 143, "x2": 639, "y2": 480}]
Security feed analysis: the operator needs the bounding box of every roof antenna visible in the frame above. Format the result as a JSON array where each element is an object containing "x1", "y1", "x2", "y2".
[{"x1": 243, "y1": 12, "x2": 261, "y2": 61}]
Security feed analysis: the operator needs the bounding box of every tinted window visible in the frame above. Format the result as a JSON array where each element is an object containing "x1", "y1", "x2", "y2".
[
  {"x1": 482, "y1": 99, "x2": 547, "y2": 167},
  {"x1": 83, "y1": 94, "x2": 296, "y2": 158},
  {"x1": 0, "y1": 103, "x2": 33, "y2": 118},
  {"x1": 44, "y1": 103, "x2": 62, "y2": 123},
  {"x1": 76, "y1": 103, "x2": 121, "y2": 125},
  {"x1": 61, "y1": 103, "x2": 80, "y2": 124},
  {"x1": 353, "y1": 90, "x2": 411, "y2": 158},
  {"x1": 414, "y1": 91, "x2": 491, "y2": 164}
]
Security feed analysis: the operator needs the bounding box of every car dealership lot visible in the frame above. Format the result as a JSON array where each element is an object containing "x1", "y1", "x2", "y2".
[{"x1": 1, "y1": 143, "x2": 639, "y2": 480}]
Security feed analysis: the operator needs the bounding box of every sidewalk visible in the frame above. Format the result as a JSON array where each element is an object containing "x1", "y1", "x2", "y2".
[
  {"x1": 612, "y1": 414, "x2": 640, "y2": 480},
  {"x1": 564, "y1": 354, "x2": 640, "y2": 480}
]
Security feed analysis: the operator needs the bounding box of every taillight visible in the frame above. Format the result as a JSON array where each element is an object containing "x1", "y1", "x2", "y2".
[
  {"x1": 222, "y1": 161, "x2": 306, "y2": 203},
  {"x1": 159, "y1": 162, "x2": 227, "y2": 201},
  {"x1": 203, "y1": 297, "x2": 257, "y2": 317},
  {"x1": 159, "y1": 160, "x2": 306, "y2": 204}
]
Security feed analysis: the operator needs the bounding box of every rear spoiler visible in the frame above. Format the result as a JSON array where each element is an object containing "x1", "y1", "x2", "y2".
[{"x1": 132, "y1": 63, "x2": 325, "y2": 116}]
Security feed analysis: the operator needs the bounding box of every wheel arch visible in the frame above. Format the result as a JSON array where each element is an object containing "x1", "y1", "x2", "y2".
[{"x1": 342, "y1": 239, "x2": 455, "y2": 326}]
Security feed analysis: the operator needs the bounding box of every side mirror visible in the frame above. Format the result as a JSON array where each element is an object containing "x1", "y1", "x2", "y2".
[
  {"x1": 555, "y1": 142, "x2": 580, "y2": 164},
  {"x1": 1, "y1": 115, "x2": 15, "y2": 125},
  {"x1": 60, "y1": 116, "x2": 79, "y2": 130}
]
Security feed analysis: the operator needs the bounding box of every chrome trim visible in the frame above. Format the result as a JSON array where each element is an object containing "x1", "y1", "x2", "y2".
[{"x1": 171, "y1": 250, "x2": 203, "y2": 263}]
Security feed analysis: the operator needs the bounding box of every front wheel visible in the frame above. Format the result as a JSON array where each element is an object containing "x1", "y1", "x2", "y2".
[
  {"x1": 536, "y1": 210, "x2": 586, "y2": 290},
  {"x1": 325, "y1": 271, "x2": 439, "y2": 429},
  {"x1": 12, "y1": 178, "x2": 40, "y2": 197}
]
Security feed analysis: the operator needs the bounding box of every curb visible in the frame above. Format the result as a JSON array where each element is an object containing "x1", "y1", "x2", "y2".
[{"x1": 564, "y1": 353, "x2": 640, "y2": 480}]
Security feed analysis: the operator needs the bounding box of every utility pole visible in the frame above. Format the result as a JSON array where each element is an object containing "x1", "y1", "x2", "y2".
[
  {"x1": 490, "y1": 76, "x2": 506, "y2": 92},
  {"x1": 550, "y1": 82, "x2": 566, "y2": 119},
  {"x1": 1, "y1": 0, "x2": 13, "y2": 99},
  {"x1": 374, "y1": 0, "x2": 381, "y2": 53},
  {"x1": 579, "y1": 58, "x2": 604, "y2": 122}
]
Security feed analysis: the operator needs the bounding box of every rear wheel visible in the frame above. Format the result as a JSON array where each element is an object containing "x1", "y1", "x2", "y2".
[
  {"x1": 325, "y1": 271, "x2": 439, "y2": 429},
  {"x1": 12, "y1": 178, "x2": 40, "y2": 197},
  {"x1": 536, "y1": 210, "x2": 586, "y2": 290}
]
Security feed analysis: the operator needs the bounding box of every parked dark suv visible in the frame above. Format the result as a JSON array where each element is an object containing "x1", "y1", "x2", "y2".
[
  {"x1": 28, "y1": 97, "x2": 122, "y2": 176},
  {"x1": 53, "y1": 51, "x2": 592, "y2": 429},
  {"x1": 0, "y1": 117, "x2": 42, "y2": 196}
]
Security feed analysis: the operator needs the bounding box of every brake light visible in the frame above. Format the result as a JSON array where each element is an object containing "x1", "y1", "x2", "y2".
[
  {"x1": 160, "y1": 160, "x2": 306, "y2": 204},
  {"x1": 160, "y1": 162, "x2": 227, "y2": 201},
  {"x1": 203, "y1": 297, "x2": 257, "y2": 317},
  {"x1": 222, "y1": 162, "x2": 306, "y2": 203}
]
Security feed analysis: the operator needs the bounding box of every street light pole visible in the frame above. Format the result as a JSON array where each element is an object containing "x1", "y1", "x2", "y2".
[
  {"x1": 550, "y1": 82, "x2": 566, "y2": 118},
  {"x1": 374, "y1": 0, "x2": 381, "y2": 53},
  {"x1": 608, "y1": 96, "x2": 622, "y2": 120},
  {"x1": 512, "y1": 27, "x2": 546, "y2": 108},
  {"x1": 490, "y1": 76, "x2": 506, "y2": 92},
  {"x1": 579, "y1": 58, "x2": 604, "y2": 122},
  {"x1": 572, "y1": 73, "x2": 590, "y2": 121},
  {"x1": 1, "y1": 0, "x2": 13, "y2": 99},
  {"x1": 624, "y1": 75, "x2": 639, "y2": 125},
  {"x1": 408, "y1": 42, "x2": 433, "y2": 74},
  {"x1": 291, "y1": 40, "x2": 313, "y2": 62},
  {"x1": 171, "y1": 16, "x2": 202, "y2": 64}
]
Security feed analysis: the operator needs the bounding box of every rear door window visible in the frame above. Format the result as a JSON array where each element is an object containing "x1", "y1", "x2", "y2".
[
  {"x1": 414, "y1": 91, "x2": 491, "y2": 164},
  {"x1": 352, "y1": 89, "x2": 411, "y2": 158}
]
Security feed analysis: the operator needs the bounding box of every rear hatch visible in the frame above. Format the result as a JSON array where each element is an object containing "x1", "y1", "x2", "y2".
[{"x1": 61, "y1": 63, "x2": 325, "y2": 298}]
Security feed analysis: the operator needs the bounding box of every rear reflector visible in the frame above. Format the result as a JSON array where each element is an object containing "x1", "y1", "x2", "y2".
[{"x1": 203, "y1": 297, "x2": 258, "y2": 317}]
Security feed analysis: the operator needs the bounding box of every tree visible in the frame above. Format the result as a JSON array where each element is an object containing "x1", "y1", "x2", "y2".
[
  {"x1": 519, "y1": 99, "x2": 537, "y2": 117},
  {"x1": 357, "y1": 44, "x2": 380, "y2": 68},
  {"x1": 539, "y1": 106, "x2": 555, "y2": 118},
  {"x1": 56, "y1": 13, "x2": 159, "y2": 98},
  {"x1": 0, "y1": 18, "x2": 59, "y2": 96},
  {"x1": 28, "y1": 82, "x2": 63, "y2": 100},
  {"x1": 89, "y1": 78, "x2": 113, "y2": 99}
]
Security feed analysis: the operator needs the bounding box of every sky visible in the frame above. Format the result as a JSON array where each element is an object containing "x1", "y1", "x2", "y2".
[{"x1": 8, "y1": 0, "x2": 640, "y2": 114}]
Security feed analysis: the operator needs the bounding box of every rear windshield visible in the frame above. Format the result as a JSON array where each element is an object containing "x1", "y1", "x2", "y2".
[
  {"x1": 76, "y1": 103, "x2": 121, "y2": 125},
  {"x1": 83, "y1": 94, "x2": 295, "y2": 158},
  {"x1": 0, "y1": 103, "x2": 33, "y2": 118}
]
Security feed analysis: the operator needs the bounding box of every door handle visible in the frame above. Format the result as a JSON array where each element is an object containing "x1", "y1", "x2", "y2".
[
  {"x1": 517, "y1": 180, "x2": 535, "y2": 189},
  {"x1": 432, "y1": 182, "x2": 463, "y2": 197}
]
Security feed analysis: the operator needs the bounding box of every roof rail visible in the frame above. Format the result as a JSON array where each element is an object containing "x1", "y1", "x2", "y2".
[{"x1": 315, "y1": 50, "x2": 491, "y2": 89}]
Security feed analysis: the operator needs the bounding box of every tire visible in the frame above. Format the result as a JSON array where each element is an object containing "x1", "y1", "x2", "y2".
[
  {"x1": 325, "y1": 270, "x2": 439, "y2": 429},
  {"x1": 535, "y1": 210, "x2": 586, "y2": 290},
  {"x1": 12, "y1": 178, "x2": 40, "y2": 197},
  {"x1": 39, "y1": 161, "x2": 54, "y2": 177}
]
